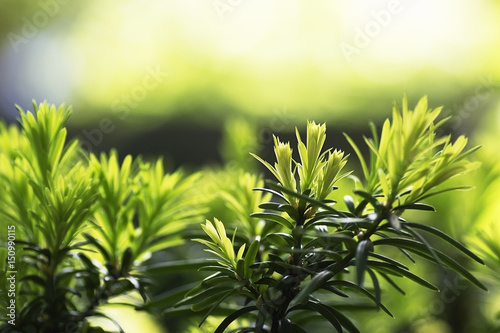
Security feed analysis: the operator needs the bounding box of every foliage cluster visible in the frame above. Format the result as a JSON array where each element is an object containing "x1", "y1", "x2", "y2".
[
  {"x1": 0, "y1": 102, "x2": 202, "y2": 332},
  {"x1": 166, "y1": 96, "x2": 485, "y2": 332},
  {"x1": 0, "y1": 97, "x2": 489, "y2": 332}
]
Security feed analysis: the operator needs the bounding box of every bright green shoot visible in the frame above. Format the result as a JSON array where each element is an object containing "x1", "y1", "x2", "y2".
[
  {"x1": 251, "y1": 120, "x2": 350, "y2": 208},
  {"x1": 89, "y1": 150, "x2": 204, "y2": 272},
  {"x1": 195, "y1": 219, "x2": 246, "y2": 274},
  {"x1": 1, "y1": 102, "x2": 95, "y2": 253},
  {"x1": 345, "y1": 95, "x2": 480, "y2": 209}
]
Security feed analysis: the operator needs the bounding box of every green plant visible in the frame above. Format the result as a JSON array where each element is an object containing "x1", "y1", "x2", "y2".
[
  {"x1": 170, "y1": 96, "x2": 486, "y2": 332},
  {"x1": 0, "y1": 102, "x2": 202, "y2": 332},
  {"x1": 0, "y1": 96, "x2": 489, "y2": 333}
]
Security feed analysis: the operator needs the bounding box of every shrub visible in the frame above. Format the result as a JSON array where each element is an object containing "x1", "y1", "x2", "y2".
[
  {"x1": 165, "y1": 96, "x2": 486, "y2": 332},
  {"x1": 0, "y1": 102, "x2": 202, "y2": 332},
  {"x1": 0, "y1": 96, "x2": 487, "y2": 332}
]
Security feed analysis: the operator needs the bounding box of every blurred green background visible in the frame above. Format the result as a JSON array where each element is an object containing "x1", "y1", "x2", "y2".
[{"x1": 1, "y1": 0, "x2": 499, "y2": 332}]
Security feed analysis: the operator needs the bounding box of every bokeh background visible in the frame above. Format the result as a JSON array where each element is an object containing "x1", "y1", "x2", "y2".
[{"x1": 1, "y1": 0, "x2": 499, "y2": 332}]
